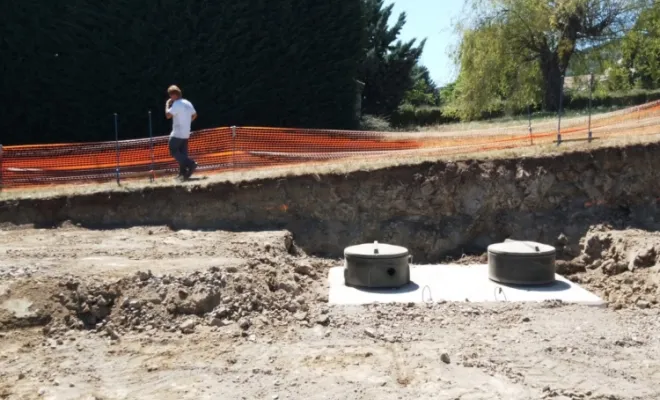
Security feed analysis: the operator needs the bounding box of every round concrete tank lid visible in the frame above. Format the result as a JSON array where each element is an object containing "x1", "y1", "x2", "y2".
[
  {"x1": 488, "y1": 240, "x2": 555, "y2": 256},
  {"x1": 344, "y1": 242, "x2": 409, "y2": 259}
]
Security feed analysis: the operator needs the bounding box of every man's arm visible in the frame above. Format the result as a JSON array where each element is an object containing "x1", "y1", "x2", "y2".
[
  {"x1": 191, "y1": 113, "x2": 198, "y2": 122},
  {"x1": 165, "y1": 99, "x2": 174, "y2": 119}
]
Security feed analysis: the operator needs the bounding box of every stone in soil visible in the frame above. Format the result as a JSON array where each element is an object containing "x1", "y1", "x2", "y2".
[{"x1": 179, "y1": 319, "x2": 196, "y2": 334}]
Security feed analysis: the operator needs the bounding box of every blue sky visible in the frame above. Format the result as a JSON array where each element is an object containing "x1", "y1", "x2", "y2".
[{"x1": 388, "y1": 0, "x2": 464, "y2": 86}]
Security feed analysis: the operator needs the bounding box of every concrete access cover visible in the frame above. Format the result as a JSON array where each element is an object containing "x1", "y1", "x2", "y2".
[
  {"x1": 488, "y1": 240, "x2": 555, "y2": 256},
  {"x1": 344, "y1": 242, "x2": 409, "y2": 258},
  {"x1": 488, "y1": 240, "x2": 557, "y2": 285},
  {"x1": 344, "y1": 242, "x2": 410, "y2": 289}
]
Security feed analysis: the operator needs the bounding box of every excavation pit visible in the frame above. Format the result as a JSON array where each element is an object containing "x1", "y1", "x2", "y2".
[{"x1": 329, "y1": 264, "x2": 605, "y2": 307}]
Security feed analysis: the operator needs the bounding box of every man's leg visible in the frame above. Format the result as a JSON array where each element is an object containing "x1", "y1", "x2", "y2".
[
  {"x1": 168, "y1": 137, "x2": 187, "y2": 177},
  {"x1": 181, "y1": 139, "x2": 197, "y2": 179}
]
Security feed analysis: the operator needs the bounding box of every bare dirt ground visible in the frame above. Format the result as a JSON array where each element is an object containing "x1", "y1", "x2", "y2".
[{"x1": 1, "y1": 225, "x2": 660, "y2": 399}]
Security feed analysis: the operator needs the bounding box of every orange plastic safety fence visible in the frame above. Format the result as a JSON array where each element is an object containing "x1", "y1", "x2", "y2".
[{"x1": 1, "y1": 101, "x2": 660, "y2": 189}]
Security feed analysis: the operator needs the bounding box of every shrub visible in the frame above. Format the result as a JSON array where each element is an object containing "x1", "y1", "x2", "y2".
[
  {"x1": 566, "y1": 89, "x2": 660, "y2": 110},
  {"x1": 359, "y1": 115, "x2": 392, "y2": 131},
  {"x1": 390, "y1": 104, "x2": 459, "y2": 128}
]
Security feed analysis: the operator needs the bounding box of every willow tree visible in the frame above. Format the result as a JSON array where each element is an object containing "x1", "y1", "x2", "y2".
[{"x1": 451, "y1": 0, "x2": 645, "y2": 119}]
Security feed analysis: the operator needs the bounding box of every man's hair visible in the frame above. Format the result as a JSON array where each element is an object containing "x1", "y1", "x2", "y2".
[{"x1": 167, "y1": 85, "x2": 182, "y2": 97}]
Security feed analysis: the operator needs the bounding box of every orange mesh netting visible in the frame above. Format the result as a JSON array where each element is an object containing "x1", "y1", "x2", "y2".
[{"x1": 1, "y1": 101, "x2": 660, "y2": 189}]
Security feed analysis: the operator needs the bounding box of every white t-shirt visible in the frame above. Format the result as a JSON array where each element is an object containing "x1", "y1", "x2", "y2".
[{"x1": 167, "y1": 99, "x2": 196, "y2": 139}]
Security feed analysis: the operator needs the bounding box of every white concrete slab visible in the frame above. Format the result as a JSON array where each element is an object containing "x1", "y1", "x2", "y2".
[{"x1": 328, "y1": 264, "x2": 605, "y2": 307}]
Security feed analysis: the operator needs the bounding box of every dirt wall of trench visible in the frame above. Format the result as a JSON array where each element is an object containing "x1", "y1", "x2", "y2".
[{"x1": 3, "y1": 143, "x2": 660, "y2": 262}]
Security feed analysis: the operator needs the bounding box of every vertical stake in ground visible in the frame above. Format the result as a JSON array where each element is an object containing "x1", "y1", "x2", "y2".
[
  {"x1": 148, "y1": 111, "x2": 155, "y2": 182},
  {"x1": 527, "y1": 105, "x2": 533, "y2": 145},
  {"x1": 114, "y1": 113, "x2": 121, "y2": 185},
  {"x1": 556, "y1": 75, "x2": 565, "y2": 146},
  {"x1": 588, "y1": 72, "x2": 594, "y2": 143},
  {"x1": 231, "y1": 125, "x2": 237, "y2": 168}
]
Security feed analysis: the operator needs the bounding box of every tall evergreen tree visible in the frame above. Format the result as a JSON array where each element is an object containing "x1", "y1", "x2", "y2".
[
  {"x1": 403, "y1": 65, "x2": 440, "y2": 107},
  {"x1": 360, "y1": 0, "x2": 426, "y2": 117}
]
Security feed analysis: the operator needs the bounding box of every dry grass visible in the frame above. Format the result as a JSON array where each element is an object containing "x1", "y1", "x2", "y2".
[
  {"x1": 417, "y1": 108, "x2": 615, "y2": 133},
  {"x1": 384, "y1": 105, "x2": 660, "y2": 140},
  {"x1": 2, "y1": 129, "x2": 659, "y2": 202}
]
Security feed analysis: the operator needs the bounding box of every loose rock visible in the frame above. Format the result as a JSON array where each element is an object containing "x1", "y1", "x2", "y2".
[
  {"x1": 238, "y1": 318, "x2": 252, "y2": 331},
  {"x1": 440, "y1": 353, "x2": 451, "y2": 364},
  {"x1": 179, "y1": 319, "x2": 196, "y2": 334}
]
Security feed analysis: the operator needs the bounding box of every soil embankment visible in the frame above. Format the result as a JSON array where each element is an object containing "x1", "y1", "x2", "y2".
[{"x1": 2, "y1": 143, "x2": 660, "y2": 261}]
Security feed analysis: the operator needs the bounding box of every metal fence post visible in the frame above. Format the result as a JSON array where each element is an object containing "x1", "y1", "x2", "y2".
[
  {"x1": 231, "y1": 125, "x2": 237, "y2": 168},
  {"x1": 114, "y1": 113, "x2": 121, "y2": 185},
  {"x1": 588, "y1": 73, "x2": 594, "y2": 143},
  {"x1": 557, "y1": 75, "x2": 565, "y2": 146},
  {"x1": 527, "y1": 105, "x2": 533, "y2": 145},
  {"x1": 148, "y1": 111, "x2": 155, "y2": 182}
]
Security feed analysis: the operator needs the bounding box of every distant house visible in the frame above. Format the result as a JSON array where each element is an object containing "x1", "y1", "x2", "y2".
[{"x1": 564, "y1": 74, "x2": 607, "y2": 92}]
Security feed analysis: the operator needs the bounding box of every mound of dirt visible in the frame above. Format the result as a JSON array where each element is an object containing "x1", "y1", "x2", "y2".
[
  {"x1": 1, "y1": 246, "x2": 336, "y2": 339},
  {"x1": 559, "y1": 226, "x2": 660, "y2": 309}
]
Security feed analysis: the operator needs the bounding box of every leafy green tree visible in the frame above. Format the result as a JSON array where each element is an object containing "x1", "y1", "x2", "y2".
[
  {"x1": 360, "y1": 0, "x2": 426, "y2": 116},
  {"x1": 567, "y1": 39, "x2": 623, "y2": 77},
  {"x1": 606, "y1": 62, "x2": 634, "y2": 91},
  {"x1": 438, "y1": 82, "x2": 458, "y2": 105},
  {"x1": 619, "y1": 2, "x2": 660, "y2": 89},
  {"x1": 451, "y1": 0, "x2": 644, "y2": 119}
]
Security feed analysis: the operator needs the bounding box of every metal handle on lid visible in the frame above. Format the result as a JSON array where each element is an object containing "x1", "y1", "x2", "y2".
[{"x1": 505, "y1": 239, "x2": 541, "y2": 252}]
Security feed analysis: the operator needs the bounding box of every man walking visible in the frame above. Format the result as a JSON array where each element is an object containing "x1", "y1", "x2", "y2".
[{"x1": 165, "y1": 85, "x2": 198, "y2": 180}]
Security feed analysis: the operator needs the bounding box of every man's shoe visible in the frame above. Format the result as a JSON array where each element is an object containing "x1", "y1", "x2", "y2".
[{"x1": 183, "y1": 163, "x2": 197, "y2": 180}]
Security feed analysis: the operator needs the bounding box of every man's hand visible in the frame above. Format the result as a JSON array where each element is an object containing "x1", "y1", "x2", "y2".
[{"x1": 165, "y1": 99, "x2": 174, "y2": 119}]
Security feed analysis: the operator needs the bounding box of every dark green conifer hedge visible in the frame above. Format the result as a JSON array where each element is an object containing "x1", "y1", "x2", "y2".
[{"x1": 1, "y1": 0, "x2": 363, "y2": 144}]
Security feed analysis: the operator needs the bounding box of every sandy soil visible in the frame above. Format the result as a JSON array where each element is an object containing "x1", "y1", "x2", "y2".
[{"x1": 1, "y1": 225, "x2": 660, "y2": 400}]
